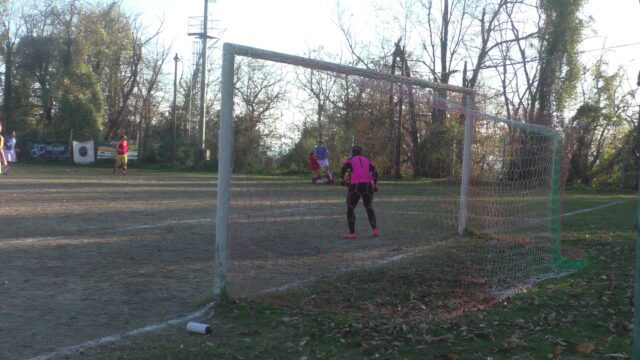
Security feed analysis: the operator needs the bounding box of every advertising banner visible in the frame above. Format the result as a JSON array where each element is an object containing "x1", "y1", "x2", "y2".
[
  {"x1": 27, "y1": 142, "x2": 69, "y2": 161},
  {"x1": 97, "y1": 142, "x2": 138, "y2": 160}
]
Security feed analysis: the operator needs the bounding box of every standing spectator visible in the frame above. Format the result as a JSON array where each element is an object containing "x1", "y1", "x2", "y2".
[
  {"x1": 3, "y1": 130, "x2": 17, "y2": 175},
  {"x1": 314, "y1": 140, "x2": 334, "y2": 183},
  {"x1": 0, "y1": 123, "x2": 7, "y2": 175},
  {"x1": 114, "y1": 135, "x2": 128, "y2": 175}
]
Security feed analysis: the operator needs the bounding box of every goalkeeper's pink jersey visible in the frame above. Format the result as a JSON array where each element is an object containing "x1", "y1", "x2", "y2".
[{"x1": 343, "y1": 155, "x2": 375, "y2": 184}]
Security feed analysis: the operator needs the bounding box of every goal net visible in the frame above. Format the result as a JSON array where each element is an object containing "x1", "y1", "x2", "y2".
[{"x1": 214, "y1": 43, "x2": 584, "y2": 308}]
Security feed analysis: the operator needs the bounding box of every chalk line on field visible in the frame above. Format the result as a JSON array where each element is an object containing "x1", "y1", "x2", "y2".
[
  {"x1": 384, "y1": 199, "x2": 632, "y2": 218},
  {"x1": 257, "y1": 251, "x2": 414, "y2": 295},
  {"x1": 0, "y1": 236, "x2": 65, "y2": 248},
  {"x1": 26, "y1": 302, "x2": 216, "y2": 360},
  {"x1": 561, "y1": 199, "x2": 629, "y2": 217},
  {"x1": 105, "y1": 205, "x2": 321, "y2": 231},
  {"x1": 113, "y1": 218, "x2": 213, "y2": 232}
]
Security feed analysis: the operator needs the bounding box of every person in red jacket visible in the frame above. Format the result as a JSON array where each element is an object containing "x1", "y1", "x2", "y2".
[
  {"x1": 309, "y1": 151, "x2": 323, "y2": 184},
  {"x1": 114, "y1": 135, "x2": 128, "y2": 175}
]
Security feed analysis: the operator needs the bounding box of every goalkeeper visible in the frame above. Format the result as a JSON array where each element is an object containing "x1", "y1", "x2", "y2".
[{"x1": 340, "y1": 145, "x2": 379, "y2": 239}]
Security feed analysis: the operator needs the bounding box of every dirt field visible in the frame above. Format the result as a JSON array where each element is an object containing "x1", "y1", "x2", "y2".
[
  {"x1": 225, "y1": 178, "x2": 460, "y2": 296},
  {"x1": 1, "y1": 166, "x2": 455, "y2": 359},
  {"x1": 1, "y1": 165, "x2": 219, "y2": 359}
]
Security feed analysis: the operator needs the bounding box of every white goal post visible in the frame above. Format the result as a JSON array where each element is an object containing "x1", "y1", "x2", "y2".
[
  {"x1": 213, "y1": 42, "x2": 580, "y2": 300},
  {"x1": 214, "y1": 42, "x2": 478, "y2": 299}
]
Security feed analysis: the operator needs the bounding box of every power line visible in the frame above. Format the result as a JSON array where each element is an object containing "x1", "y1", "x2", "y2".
[{"x1": 480, "y1": 41, "x2": 640, "y2": 70}]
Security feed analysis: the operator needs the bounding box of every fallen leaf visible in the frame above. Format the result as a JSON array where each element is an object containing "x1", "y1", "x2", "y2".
[
  {"x1": 603, "y1": 354, "x2": 628, "y2": 359},
  {"x1": 577, "y1": 342, "x2": 595, "y2": 354},
  {"x1": 504, "y1": 335, "x2": 527, "y2": 348},
  {"x1": 299, "y1": 336, "x2": 310, "y2": 346}
]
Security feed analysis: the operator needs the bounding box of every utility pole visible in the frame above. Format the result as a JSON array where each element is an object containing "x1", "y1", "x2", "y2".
[
  {"x1": 633, "y1": 69, "x2": 640, "y2": 360},
  {"x1": 186, "y1": 40, "x2": 202, "y2": 142},
  {"x1": 188, "y1": 0, "x2": 217, "y2": 162},
  {"x1": 198, "y1": 0, "x2": 209, "y2": 161},
  {"x1": 172, "y1": 53, "x2": 180, "y2": 162}
]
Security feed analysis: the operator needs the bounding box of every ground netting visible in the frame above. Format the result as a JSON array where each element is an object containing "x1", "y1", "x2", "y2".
[{"x1": 224, "y1": 53, "x2": 570, "y2": 306}]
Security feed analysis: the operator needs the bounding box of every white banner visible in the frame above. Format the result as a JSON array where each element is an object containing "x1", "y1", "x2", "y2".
[{"x1": 73, "y1": 140, "x2": 95, "y2": 164}]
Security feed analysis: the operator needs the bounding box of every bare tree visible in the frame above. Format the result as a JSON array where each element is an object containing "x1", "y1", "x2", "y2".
[
  {"x1": 104, "y1": 17, "x2": 163, "y2": 139},
  {"x1": 233, "y1": 59, "x2": 286, "y2": 171},
  {"x1": 0, "y1": 0, "x2": 26, "y2": 129},
  {"x1": 335, "y1": 2, "x2": 373, "y2": 70},
  {"x1": 296, "y1": 47, "x2": 339, "y2": 141},
  {"x1": 136, "y1": 37, "x2": 170, "y2": 160},
  {"x1": 490, "y1": 0, "x2": 541, "y2": 122}
]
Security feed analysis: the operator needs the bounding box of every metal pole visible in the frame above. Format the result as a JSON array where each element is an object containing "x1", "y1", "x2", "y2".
[
  {"x1": 634, "y1": 161, "x2": 640, "y2": 359},
  {"x1": 214, "y1": 43, "x2": 235, "y2": 300},
  {"x1": 187, "y1": 71, "x2": 194, "y2": 140},
  {"x1": 622, "y1": 144, "x2": 627, "y2": 189},
  {"x1": 451, "y1": 141, "x2": 456, "y2": 180},
  {"x1": 198, "y1": 0, "x2": 209, "y2": 161},
  {"x1": 458, "y1": 93, "x2": 474, "y2": 235},
  {"x1": 68, "y1": 129, "x2": 73, "y2": 163},
  {"x1": 633, "y1": 89, "x2": 640, "y2": 360},
  {"x1": 550, "y1": 134, "x2": 562, "y2": 265},
  {"x1": 172, "y1": 53, "x2": 180, "y2": 162},
  {"x1": 230, "y1": 43, "x2": 475, "y2": 95}
]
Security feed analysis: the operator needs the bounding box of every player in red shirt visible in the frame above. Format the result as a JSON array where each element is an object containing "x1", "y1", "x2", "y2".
[
  {"x1": 339, "y1": 145, "x2": 379, "y2": 239},
  {"x1": 309, "y1": 152, "x2": 323, "y2": 184},
  {"x1": 114, "y1": 135, "x2": 128, "y2": 175}
]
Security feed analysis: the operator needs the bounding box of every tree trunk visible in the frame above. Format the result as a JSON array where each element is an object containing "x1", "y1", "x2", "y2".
[
  {"x1": 3, "y1": 41, "x2": 13, "y2": 129},
  {"x1": 105, "y1": 48, "x2": 141, "y2": 140},
  {"x1": 395, "y1": 41, "x2": 419, "y2": 177},
  {"x1": 385, "y1": 48, "x2": 399, "y2": 177},
  {"x1": 394, "y1": 89, "x2": 404, "y2": 179}
]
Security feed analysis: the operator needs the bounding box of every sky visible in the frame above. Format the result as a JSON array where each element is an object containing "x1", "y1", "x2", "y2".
[
  {"x1": 581, "y1": 0, "x2": 639, "y2": 89},
  {"x1": 122, "y1": 0, "x2": 640, "y2": 90},
  {"x1": 123, "y1": 0, "x2": 373, "y2": 66}
]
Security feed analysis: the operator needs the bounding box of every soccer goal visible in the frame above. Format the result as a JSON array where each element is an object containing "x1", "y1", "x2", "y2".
[{"x1": 214, "y1": 43, "x2": 583, "y2": 304}]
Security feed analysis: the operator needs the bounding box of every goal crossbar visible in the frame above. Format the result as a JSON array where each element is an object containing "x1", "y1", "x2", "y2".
[{"x1": 228, "y1": 43, "x2": 475, "y2": 95}]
